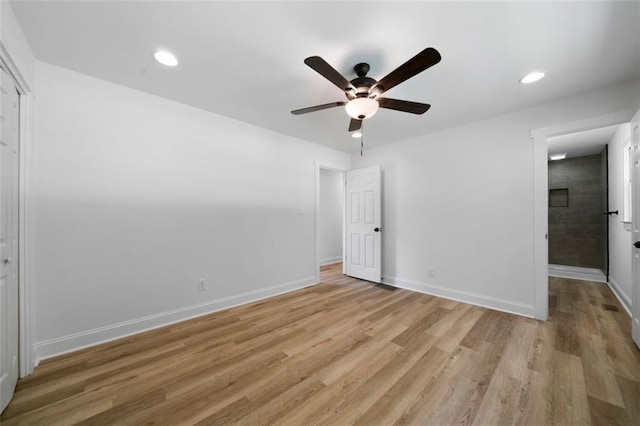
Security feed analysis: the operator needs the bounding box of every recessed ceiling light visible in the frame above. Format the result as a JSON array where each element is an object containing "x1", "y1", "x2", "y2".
[
  {"x1": 351, "y1": 131, "x2": 363, "y2": 138},
  {"x1": 549, "y1": 153, "x2": 567, "y2": 161},
  {"x1": 154, "y1": 50, "x2": 178, "y2": 67},
  {"x1": 519, "y1": 71, "x2": 546, "y2": 84}
]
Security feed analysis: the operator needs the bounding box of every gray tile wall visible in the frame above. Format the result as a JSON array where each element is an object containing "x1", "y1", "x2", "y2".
[{"x1": 548, "y1": 154, "x2": 603, "y2": 268}]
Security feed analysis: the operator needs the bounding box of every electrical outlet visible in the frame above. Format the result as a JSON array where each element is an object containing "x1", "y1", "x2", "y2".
[
  {"x1": 427, "y1": 268, "x2": 436, "y2": 278},
  {"x1": 197, "y1": 279, "x2": 206, "y2": 291}
]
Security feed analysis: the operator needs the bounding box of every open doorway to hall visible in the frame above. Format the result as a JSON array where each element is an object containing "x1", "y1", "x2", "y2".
[
  {"x1": 317, "y1": 168, "x2": 345, "y2": 281},
  {"x1": 547, "y1": 123, "x2": 633, "y2": 314}
]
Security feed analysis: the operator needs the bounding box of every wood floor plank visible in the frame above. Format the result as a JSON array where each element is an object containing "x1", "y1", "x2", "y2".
[
  {"x1": 616, "y1": 375, "x2": 640, "y2": 422},
  {"x1": 354, "y1": 346, "x2": 450, "y2": 425},
  {"x1": 554, "y1": 311, "x2": 583, "y2": 356},
  {"x1": 552, "y1": 350, "x2": 591, "y2": 425},
  {"x1": 526, "y1": 314, "x2": 556, "y2": 374},
  {"x1": 276, "y1": 342, "x2": 402, "y2": 425},
  {"x1": 75, "y1": 389, "x2": 166, "y2": 426},
  {"x1": 314, "y1": 331, "x2": 438, "y2": 425},
  {"x1": 2, "y1": 269, "x2": 639, "y2": 425},
  {"x1": 471, "y1": 374, "x2": 522, "y2": 426},
  {"x1": 582, "y1": 333, "x2": 625, "y2": 407},
  {"x1": 393, "y1": 345, "x2": 479, "y2": 425},
  {"x1": 515, "y1": 369, "x2": 552, "y2": 426},
  {"x1": 434, "y1": 305, "x2": 486, "y2": 353},
  {"x1": 459, "y1": 309, "x2": 503, "y2": 350},
  {"x1": 235, "y1": 378, "x2": 326, "y2": 425},
  {"x1": 497, "y1": 318, "x2": 538, "y2": 381},
  {"x1": 587, "y1": 395, "x2": 634, "y2": 426}
]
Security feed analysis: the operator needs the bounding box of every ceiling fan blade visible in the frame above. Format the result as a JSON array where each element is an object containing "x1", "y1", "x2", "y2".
[
  {"x1": 291, "y1": 101, "x2": 346, "y2": 115},
  {"x1": 378, "y1": 98, "x2": 431, "y2": 114},
  {"x1": 371, "y1": 48, "x2": 441, "y2": 95},
  {"x1": 304, "y1": 56, "x2": 356, "y2": 93},
  {"x1": 348, "y1": 118, "x2": 362, "y2": 132}
]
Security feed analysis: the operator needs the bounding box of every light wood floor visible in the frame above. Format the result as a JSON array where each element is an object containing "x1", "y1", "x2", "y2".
[{"x1": 2, "y1": 263, "x2": 639, "y2": 425}]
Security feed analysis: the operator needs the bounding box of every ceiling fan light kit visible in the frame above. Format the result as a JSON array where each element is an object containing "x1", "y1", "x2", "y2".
[
  {"x1": 291, "y1": 47, "x2": 442, "y2": 138},
  {"x1": 345, "y1": 97, "x2": 379, "y2": 119}
]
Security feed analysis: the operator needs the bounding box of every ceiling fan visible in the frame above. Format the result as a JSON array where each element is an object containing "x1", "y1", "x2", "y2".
[{"x1": 291, "y1": 48, "x2": 441, "y2": 132}]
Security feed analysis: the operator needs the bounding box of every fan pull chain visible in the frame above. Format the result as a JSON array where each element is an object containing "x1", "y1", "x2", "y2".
[{"x1": 361, "y1": 135, "x2": 364, "y2": 156}]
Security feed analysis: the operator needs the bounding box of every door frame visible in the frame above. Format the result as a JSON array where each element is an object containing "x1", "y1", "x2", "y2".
[
  {"x1": 0, "y1": 43, "x2": 35, "y2": 376},
  {"x1": 531, "y1": 109, "x2": 636, "y2": 320},
  {"x1": 602, "y1": 145, "x2": 610, "y2": 282},
  {"x1": 314, "y1": 159, "x2": 348, "y2": 283}
]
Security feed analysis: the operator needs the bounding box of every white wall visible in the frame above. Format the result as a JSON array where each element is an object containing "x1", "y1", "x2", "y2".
[
  {"x1": 608, "y1": 123, "x2": 632, "y2": 313},
  {"x1": 318, "y1": 169, "x2": 343, "y2": 265},
  {"x1": 352, "y1": 79, "x2": 640, "y2": 317},
  {"x1": 33, "y1": 61, "x2": 350, "y2": 360}
]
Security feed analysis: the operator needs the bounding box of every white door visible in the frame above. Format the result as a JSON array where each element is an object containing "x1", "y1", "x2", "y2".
[
  {"x1": 345, "y1": 165, "x2": 382, "y2": 283},
  {"x1": 0, "y1": 67, "x2": 19, "y2": 413},
  {"x1": 631, "y1": 109, "x2": 640, "y2": 349}
]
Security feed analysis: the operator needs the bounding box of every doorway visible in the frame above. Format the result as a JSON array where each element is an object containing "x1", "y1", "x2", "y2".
[
  {"x1": 532, "y1": 110, "x2": 636, "y2": 320},
  {"x1": 318, "y1": 168, "x2": 344, "y2": 266},
  {"x1": 315, "y1": 163, "x2": 346, "y2": 283},
  {"x1": 547, "y1": 127, "x2": 617, "y2": 282},
  {"x1": 314, "y1": 164, "x2": 383, "y2": 285}
]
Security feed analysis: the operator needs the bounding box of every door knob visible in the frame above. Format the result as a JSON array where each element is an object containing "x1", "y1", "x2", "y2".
[
  {"x1": 3, "y1": 257, "x2": 12, "y2": 264},
  {"x1": 374, "y1": 227, "x2": 381, "y2": 232},
  {"x1": 634, "y1": 241, "x2": 640, "y2": 249}
]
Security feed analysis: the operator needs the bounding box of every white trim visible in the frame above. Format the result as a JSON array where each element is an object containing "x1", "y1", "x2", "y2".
[
  {"x1": 531, "y1": 109, "x2": 636, "y2": 321},
  {"x1": 382, "y1": 276, "x2": 536, "y2": 318},
  {"x1": 532, "y1": 129, "x2": 549, "y2": 320},
  {"x1": 319, "y1": 257, "x2": 342, "y2": 266},
  {"x1": 17, "y1": 87, "x2": 35, "y2": 378},
  {"x1": 548, "y1": 264, "x2": 607, "y2": 282},
  {"x1": 34, "y1": 276, "x2": 317, "y2": 363},
  {"x1": 314, "y1": 159, "x2": 347, "y2": 284},
  {"x1": 607, "y1": 277, "x2": 632, "y2": 317},
  {"x1": 0, "y1": 44, "x2": 35, "y2": 377}
]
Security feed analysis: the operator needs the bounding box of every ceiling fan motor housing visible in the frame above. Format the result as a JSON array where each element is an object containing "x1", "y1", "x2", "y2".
[{"x1": 349, "y1": 63, "x2": 377, "y2": 97}]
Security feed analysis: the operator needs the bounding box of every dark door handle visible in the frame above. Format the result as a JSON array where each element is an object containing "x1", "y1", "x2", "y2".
[
  {"x1": 374, "y1": 227, "x2": 381, "y2": 232},
  {"x1": 634, "y1": 241, "x2": 640, "y2": 249},
  {"x1": 603, "y1": 210, "x2": 619, "y2": 215}
]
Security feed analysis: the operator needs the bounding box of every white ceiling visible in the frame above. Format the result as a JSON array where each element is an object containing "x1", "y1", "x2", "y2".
[
  {"x1": 10, "y1": 1, "x2": 640, "y2": 153},
  {"x1": 548, "y1": 124, "x2": 621, "y2": 159}
]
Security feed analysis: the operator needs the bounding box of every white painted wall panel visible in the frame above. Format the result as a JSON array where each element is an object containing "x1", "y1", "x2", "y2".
[
  {"x1": 352, "y1": 79, "x2": 640, "y2": 316},
  {"x1": 32, "y1": 62, "x2": 349, "y2": 358}
]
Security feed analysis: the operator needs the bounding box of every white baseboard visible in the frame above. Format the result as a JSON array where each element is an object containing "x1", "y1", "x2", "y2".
[
  {"x1": 34, "y1": 276, "x2": 317, "y2": 363},
  {"x1": 382, "y1": 276, "x2": 535, "y2": 318},
  {"x1": 548, "y1": 264, "x2": 606, "y2": 283},
  {"x1": 607, "y1": 277, "x2": 632, "y2": 317},
  {"x1": 320, "y1": 256, "x2": 342, "y2": 266}
]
